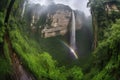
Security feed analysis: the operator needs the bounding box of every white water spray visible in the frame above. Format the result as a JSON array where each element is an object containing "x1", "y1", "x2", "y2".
[
  {"x1": 70, "y1": 11, "x2": 76, "y2": 50},
  {"x1": 70, "y1": 11, "x2": 78, "y2": 59},
  {"x1": 21, "y1": 1, "x2": 27, "y2": 18},
  {"x1": 61, "y1": 41, "x2": 78, "y2": 59}
]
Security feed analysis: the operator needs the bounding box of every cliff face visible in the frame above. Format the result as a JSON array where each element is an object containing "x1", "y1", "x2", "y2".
[
  {"x1": 104, "y1": 1, "x2": 119, "y2": 14},
  {"x1": 90, "y1": 0, "x2": 120, "y2": 49},
  {"x1": 25, "y1": 3, "x2": 82, "y2": 38},
  {"x1": 40, "y1": 4, "x2": 72, "y2": 38}
]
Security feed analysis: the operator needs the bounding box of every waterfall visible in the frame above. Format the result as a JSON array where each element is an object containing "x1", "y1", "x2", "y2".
[
  {"x1": 70, "y1": 11, "x2": 76, "y2": 50},
  {"x1": 21, "y1": 1, "x2": 27, "y2": 18},
  {"x1": 70, "y1": 11, "x2": 78, "y2": 59}
]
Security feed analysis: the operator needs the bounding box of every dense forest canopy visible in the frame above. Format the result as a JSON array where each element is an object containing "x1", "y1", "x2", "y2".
[{"x1": 0, "y1": 0, "x2": 120, "y2": 80}]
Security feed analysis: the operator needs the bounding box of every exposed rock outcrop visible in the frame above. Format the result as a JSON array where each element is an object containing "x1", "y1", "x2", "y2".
[
  {"x1": 41, "y1": 4, "x2": 72, "y2": 38},
  {"x1": 25, "y1": 3, "x2": 83, "y2": 38},
  {"x1": 104, "y1": 1, "x2": 119, "y2": 14}
]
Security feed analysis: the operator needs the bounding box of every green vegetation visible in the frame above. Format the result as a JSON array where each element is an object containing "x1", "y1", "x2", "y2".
[
  {"x1": 8, "y1": 19, "x2": 83, "y2": 80},
  {"x1": 0, "y1": 0, "x2": 120, "y2": 80},
  {"x1": 88, "y1": 0, "x2": 120, "y2": 48},
  {"x1": 87, "y1": 19, "x2": 120, "y2": 80},
  {"x1": 0, "y1": 11, "x2": 12, "y2": 80},
  {"x1": 0, "y1": 12, "x2": 5, "y2": 42},
  {"x1": 0, "y1": 58, "x2": 12, "y2": 79},
  {"x1": 83, "y1": 0, "x2": 120, "y2": 79},
  {"x1": 0, "y1": 41, "x2": 12, "y2": 79}
]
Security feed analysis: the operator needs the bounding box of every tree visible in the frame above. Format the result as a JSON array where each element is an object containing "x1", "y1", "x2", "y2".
[{"x1": 4, "y1": 0, "x2": 15, "y2": 23}]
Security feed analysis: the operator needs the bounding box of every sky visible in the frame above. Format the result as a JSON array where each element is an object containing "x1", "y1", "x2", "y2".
[{"x1": 28, "y1": 0, "x2": 91, "y2": 16}]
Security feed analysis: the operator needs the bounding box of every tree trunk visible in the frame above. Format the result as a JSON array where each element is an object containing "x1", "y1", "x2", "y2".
[
  {"x1": 4, "y1": 0, "x2": 15, "y2": 23},
  {"x1": 92, "y1": 10, "x2": 98, "y2": 50}
]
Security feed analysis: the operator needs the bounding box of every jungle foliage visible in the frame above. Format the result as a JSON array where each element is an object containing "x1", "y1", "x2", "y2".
[{"x1": 0, "y1": 0, "x2": 120, "y2": 80}]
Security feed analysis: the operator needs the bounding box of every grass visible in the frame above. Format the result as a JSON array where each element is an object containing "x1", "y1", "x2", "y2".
[
  {"x1": 8, "y1": 21, "x2": 84, "y2": 80},
  {"x1": 0, "y1": 57, "x2": 12, "y2": 78},
  {"x1": 0, "y1": 42, "x2": 12, "y2": 79},
  {"x1": 0, "y1": 12, "x2": 12, "y2": 79},
  {"x1": 9, "y1": 26, "x2": 66, "y2": 80}
]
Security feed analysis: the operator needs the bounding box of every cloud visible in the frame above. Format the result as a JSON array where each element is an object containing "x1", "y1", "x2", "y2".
[
  {"x1": 28, "y1": 0, "x2": 54, "y2": 5},
  {"x1": 28, "y1": 0, "x2": 90, "y2": 16}
]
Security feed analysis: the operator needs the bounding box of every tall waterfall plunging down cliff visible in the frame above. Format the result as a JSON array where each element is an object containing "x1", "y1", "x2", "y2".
[
  {"x1": 70, "y1": 11, "x2": 76, "y2": 50},
  {"x1": 70, "y1": 11, "x2": 78, "y2": 59},
  {"x1": 21, "y1": 1, "x2": 27, "y2": 18}
]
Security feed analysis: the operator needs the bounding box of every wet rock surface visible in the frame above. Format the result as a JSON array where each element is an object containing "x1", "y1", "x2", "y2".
[{"x1": 11, "y1": 53, "x2": 35, "y2": 80}]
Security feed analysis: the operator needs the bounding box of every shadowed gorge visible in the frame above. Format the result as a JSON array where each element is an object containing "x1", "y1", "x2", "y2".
[{"x1": 0, "y1": 0, "x2": 120, "y2": 80}]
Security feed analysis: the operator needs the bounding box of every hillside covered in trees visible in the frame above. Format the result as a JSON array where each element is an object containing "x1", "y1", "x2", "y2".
[{"x1": 0, "y1": 0, "x2": 120, "y2": 80}]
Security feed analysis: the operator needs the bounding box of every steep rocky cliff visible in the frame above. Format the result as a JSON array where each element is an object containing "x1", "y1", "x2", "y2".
[
  {"x1": 24, "y1": 3, "x2": 83, "y2": 38},
  {"x1": 41, "y1": 4, "x2": 72, "y2": 38},
  {"x1": 89, "y1": 0, "x2": 120, "y2": 49}
]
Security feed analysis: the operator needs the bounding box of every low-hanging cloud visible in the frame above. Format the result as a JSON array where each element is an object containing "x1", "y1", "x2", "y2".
[{"x1": 28, "y1": 0, "x2": 90, "y2": 16}]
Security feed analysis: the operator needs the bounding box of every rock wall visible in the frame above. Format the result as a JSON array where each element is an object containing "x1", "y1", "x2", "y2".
[
  {"x1": 41, "y1": 5, "x2": 72, "y2": 38},
  {"x1": 25, "y1": 3, "x2": 83, "y2": 38}
]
